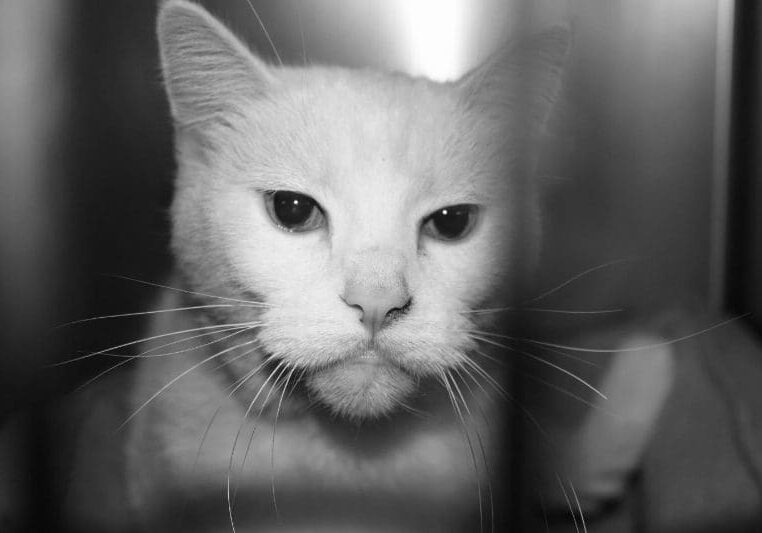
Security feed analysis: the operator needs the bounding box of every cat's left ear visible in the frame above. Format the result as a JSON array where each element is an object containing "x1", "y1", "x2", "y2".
[
  {"x1": 458, "y1": 26, "x2": 571, "y2": 131},
  {"x1": 157, "y1": 0, "x2": 275, "y2": 129}
]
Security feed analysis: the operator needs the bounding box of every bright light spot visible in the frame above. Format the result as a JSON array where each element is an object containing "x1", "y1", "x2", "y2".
[{"x1": 392, "y1": 0, "x2": 469, "y2": 82}]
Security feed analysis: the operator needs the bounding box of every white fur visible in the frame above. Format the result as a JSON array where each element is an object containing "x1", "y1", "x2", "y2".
[
  {"x1": 161, "y1": 1, "x2": 569, "y2": 417},
  {"x1": 113, "y1": 1, "x2": 572, "y2": 529}
]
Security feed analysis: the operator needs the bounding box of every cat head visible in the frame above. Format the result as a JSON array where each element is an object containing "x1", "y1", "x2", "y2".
[{"x1": 157, "y1": 0, "x2": 569, "y2": 420}]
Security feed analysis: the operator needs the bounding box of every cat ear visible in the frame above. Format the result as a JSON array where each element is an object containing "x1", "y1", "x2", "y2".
[
  {"x1": 157, "y1": 0, "x2": 275, "y2": 129},
  {"x1": 458, "y1": 26, "x2": 571, "y2": 131}
]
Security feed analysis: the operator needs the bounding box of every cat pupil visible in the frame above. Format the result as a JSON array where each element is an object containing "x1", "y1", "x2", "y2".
[
  {"x1": 275, "y1": 192, "x2": 311, "y2": 224},
  {"x1": 425, "y1": 204, "x2": 477, "y2": 241},
  {"x1": 267, "y1": 190, "x2": 323, "y2": 232}
]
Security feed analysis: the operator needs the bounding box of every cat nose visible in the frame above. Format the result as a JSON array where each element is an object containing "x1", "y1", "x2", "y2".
[{"x1": 342, "y1": 283, "x2": 412, "y2": 337}]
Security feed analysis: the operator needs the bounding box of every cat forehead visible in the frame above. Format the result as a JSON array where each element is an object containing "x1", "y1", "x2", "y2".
[{"x1": 229, "y1": 66, "x2": 512, "y2": 203}]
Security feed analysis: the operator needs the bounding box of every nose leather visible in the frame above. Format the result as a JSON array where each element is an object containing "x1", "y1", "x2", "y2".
[{"x1": 343, "y1": 281, "x2": 411, "y2": 337}]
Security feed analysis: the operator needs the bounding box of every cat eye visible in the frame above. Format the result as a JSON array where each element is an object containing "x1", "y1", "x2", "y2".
[
  {"x1": 421, "y1": 204, "x2": 479, "y2": 242},
  {"x1": 265, "y1": 191, "x2": 325, "y2": 232}
]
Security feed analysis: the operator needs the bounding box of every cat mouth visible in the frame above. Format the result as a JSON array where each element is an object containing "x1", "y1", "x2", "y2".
[
  {"x1": 305, "y1": 348, "x2": 416, "y2": 420},
  {"x1": 343, "y1": 349, "x2": 388, "y2": 366}
]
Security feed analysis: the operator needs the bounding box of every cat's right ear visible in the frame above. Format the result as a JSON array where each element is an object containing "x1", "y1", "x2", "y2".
[
  {"x1": 457, "y1": 26, "x2": 571, "y2": 133},
  {"x1": 157, "y1": 0, "x2": 274, "y2": 129}
]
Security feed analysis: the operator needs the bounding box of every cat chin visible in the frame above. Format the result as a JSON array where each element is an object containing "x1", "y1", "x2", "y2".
[{"x1": 306, "y1": 356, "x2": 416, "y2": 421}]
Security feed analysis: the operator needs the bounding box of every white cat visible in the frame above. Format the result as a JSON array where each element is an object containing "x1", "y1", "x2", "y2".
[{"x1": 62, "y1": 1, "x2": 573, "y2": 531}]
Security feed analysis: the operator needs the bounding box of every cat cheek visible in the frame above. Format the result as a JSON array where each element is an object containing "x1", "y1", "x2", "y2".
[
  {"x1": 420, "y1": 245, "x2": 499, "y2": 308},
  {"x1": 224, "y1": 224, "x2": 330, "y2": 296}
]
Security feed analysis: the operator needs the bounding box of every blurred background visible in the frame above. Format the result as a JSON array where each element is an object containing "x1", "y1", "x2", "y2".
[{"x1": 0, "y1": 0, "x2": 760, "y2": 531}]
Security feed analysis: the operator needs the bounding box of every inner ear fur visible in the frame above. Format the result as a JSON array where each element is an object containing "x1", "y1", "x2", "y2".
[
  {"x1": 458, "y1": 26, "x2": 572, "y2": 131},
  {"x1": 157, "y1": 0, "x2": 275, "y2": 129}
]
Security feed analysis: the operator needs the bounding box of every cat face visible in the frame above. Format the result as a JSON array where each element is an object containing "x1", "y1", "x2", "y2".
[{"x1": 158, "y1": 0, "x2": 568, "y2": 420}]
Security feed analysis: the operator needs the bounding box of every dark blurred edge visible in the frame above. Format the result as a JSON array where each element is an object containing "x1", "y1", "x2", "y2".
[
  {"x1": 728, "y1": 0, "x2": 762, "y2": 336},
  {"x1": 4, "y1": 1, "x2": 174, "y2": 531}
]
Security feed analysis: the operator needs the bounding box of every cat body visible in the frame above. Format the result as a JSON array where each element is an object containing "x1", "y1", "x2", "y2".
[
  {"x1": 64, "y1": 1, "x2": 571, "y2": 531},
  {"x1": 62, "y1": 297, "x2": 484, "y2": 532},
  {"x1": 121, "y1": 288, "x2": 490, "y2": 532}
]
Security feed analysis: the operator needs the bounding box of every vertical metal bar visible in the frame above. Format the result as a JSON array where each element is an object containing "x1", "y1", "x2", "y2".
[
  {"x1": 0, "y1": 1, "x2": 68, "y2": 529},
  {"x1": 709, "y1": 0, "x2": 736, "y2": 311},
  {"x1": 728, "y1": 0, "x2": 762, "y2": 329}
]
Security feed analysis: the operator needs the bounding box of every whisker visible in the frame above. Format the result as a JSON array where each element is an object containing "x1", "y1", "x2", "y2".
[
  {"x1": 51, "y1": 322, "x2": 258, "y2": 367},
  {"x1": 556, "y1": 475, "x2": 581, "y2": 533},
  {"x1": 235, "y1": 423, "x2": 259, "y2": 511},
  {"x1": 448, "y1": 369, "x2": 473, "y2": 419},
  {"x1": 453, "y1": 371, "x2": 495, "y2": 533},
  {"x1": 469, "y1": 335, "x2": 607, "y2": 400},
  {"x1": 71, "y1": 323, "x2": 249, "y2": 393},
  {"x1": 117, "y1": 337, "x2": 261, "y2": 430},
  {"x1": 74, "y1": 357, "x2": 132, "y2": 393},
  {"x1": 468, "y1": 348, "x2": 504, "y2": 366},
  {"x1": 243, "y1": 0, "x2": 283, "y2": 66},
  {"x1": 192, "y1": 350, "x2": 268, "y2": 474},
  {"x1": 270, "y1": 366, "x2": 297, "y2": 523},
  {"x1": 441, "y1": 370, "x2": 485, "y2": 533},
  {"x1": 286, "y1": 367, "x2": 306, "y2": 401},
  {"x1": 537, "y1": 490, "x2": 550, "y2": 533},
  {"x1": 464, "y1": 351, "x2": 554, "y2": 442},
  {"x1": 523, "y1": 258, "x2": 633, "y2": 304},
  {"x1": 397, "y1": 401, "x2": 428, "y2": 419},
  {"x1": 457, "y1": 364, "x2": 492, "y2": 400},
  {"x1": 464, "y1": 361, "x2": 594, "y2": 533},
  {"x1": 465, "y1": 307, "x2": 623, "y2": 316},
  {"x1": 465, "y1": 351, "x2": 551, "y2": 442},
  {"x1": 56, "y1": 304, "x2": 262, "y2": 329},
  {"x1": 136, "y1": 325, "x2": 256, "y2": 358},
  {"x1": 296, "y1": 5, "x2": 308, "y2": 65},
  {"x1": 521, "y1": 372, "x2": 617, "y2": 418},
  {"x1": 461, "y1": 354, "x2": 509, "y2": 400},
  {"x1": 568, "y1": 479, "x2": 588, "y2": 533},
  {"x1": 209, "y1": 341, "x2": 264, "y2": 374},
  {"x1": 192, "y1": 352, "x2": 271, "y2": 475},
  {"x1": 233, "y1": 364, "x2": 292, "y2": 505},
  {"x1": 180, "y1": 347, "x2": 265, "y2": 530},
  {"x1": 461, "y1": 356, "x2": 591, "y2": 530},
  {"x1": 105, "y1": 274, "x2": 272, "y2": 307},
  {"x1": 227, "y1": 360, "x2": 288, "y2": 531},
  {"x1": 532, "y1": 345, "x2": 601, "y2": 368},
  {"x1": 77, "y1": 326, "x2": 257, "y2": 390},
  {"x1": 99, "y1": 326, "x2": 254, "y2": 360},
  {"x1": 468, "y1": 330, "x2": 600, "y2": 368},
  {"x1": 474, "y1": 314, "x2": 748, "y2": 354}
]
